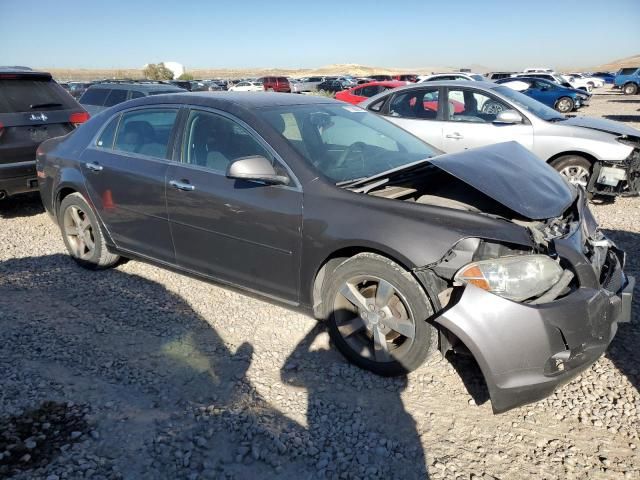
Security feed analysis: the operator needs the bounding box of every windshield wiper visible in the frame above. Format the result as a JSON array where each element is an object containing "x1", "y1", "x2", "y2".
[
  {"x1": 547, "y1": 117, "x2": 566, "y2": 122},
  {"x1": 30, "y1": 102, "x2": 62, "y2": 109}
]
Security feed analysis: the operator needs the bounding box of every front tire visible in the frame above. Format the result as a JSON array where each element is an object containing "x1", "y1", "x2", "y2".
[
  {"x1": 550, "y1": 155, "x2": 592, "y2": 189},
  {"x1": 555, "y1": 96, "x2": 575, "y2": 113},
  {"x1": 623, "y1": 82, "x2": 638, "y2": 95},
  {"x1": 59, "y1": 192, "x2": 119, "y2": 269},
  {"x1": 322, "y1": 253, "x2": 437, "y2": 376}
]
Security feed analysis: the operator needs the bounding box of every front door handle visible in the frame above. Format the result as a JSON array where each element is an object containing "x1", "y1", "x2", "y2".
[
  {"x1": 445, "y1": 133, "x2": 464, "y2": 140},
  {"x1": 85, "y1": 162, "x2": 103, "y2": 172},
  {"x1": 169, "y1": 179, "x2": 195, "y2": 191}
]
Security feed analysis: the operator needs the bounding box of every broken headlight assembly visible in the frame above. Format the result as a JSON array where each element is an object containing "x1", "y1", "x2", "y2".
[{"x1": 453, "y1": 255, "x2": 563, "y2": 302}]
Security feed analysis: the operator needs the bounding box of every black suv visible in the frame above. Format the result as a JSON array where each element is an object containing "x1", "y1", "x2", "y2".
[{"x1": 0, "y1": 67, "x2": 89, "y2": 200}]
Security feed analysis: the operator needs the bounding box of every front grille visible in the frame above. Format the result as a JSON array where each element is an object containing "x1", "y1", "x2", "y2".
[{"x1": 600, "y1": 250, "x2": 624, "y2": 293}]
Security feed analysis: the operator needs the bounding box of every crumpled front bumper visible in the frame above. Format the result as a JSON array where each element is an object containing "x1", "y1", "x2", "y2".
[{"x1": 434, "y1": 275, "x2": 634, "y2": 413}]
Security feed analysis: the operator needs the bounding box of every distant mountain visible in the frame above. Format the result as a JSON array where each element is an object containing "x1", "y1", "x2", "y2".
[{"x1": 589, "y1": 54, "x2": 640, "y2": 71}]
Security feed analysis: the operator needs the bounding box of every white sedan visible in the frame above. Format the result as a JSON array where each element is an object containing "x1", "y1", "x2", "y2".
[
  {"x1": 566, "y1": 73, "x2": 605, "y2": 88},
  {"x1": 228, "y1": 81, "x2": 264, "y2": 92}
]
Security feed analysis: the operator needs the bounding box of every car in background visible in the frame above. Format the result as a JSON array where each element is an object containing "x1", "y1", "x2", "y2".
[
  {"x1": 316, "y1": 79, "x2": 350, "y2": 93},
  {"x1": 614, "y1": 67, "x2": 640, "y2": 95},
  {"x1": 369, "y1": 74, "x2": 393, "y2": 81},
  {"x1": 485, "y1": 72, "x2": 517, "y2": 81},
  {"x1": 229, "y1": 81, "x2": 263, "y2": 92},
  {"x1": 257, "y1": 76, "x2": 291, "y2": 93},
  {"x1": 79, "y1": 82, "x2": 186, "y2": 115},
  {"x1": 591, "y1": 72, "x2": 616, "y2": 84},
  {"x1": 523, "y1": 67, "x2": 554, "y2": 73},
  {"x1": 496, "y1": 77, "x2": 590, "y2": 113},
  {"x1": 393, "y1": 74, "x2": 418, "y2": 82},
  {"x1": 512, "y1": 72, "x2": 591, "y2": 92},
  {"x1": 0, "y1": 67, "x2": 89, "y2": 199},
  {"x1": 559, "y1": 74, "x2": 593, "y2": 92},
  {"x1": 293, "y1": 76, "x2": 326, "y2": 92},
  {"x1": 565, "y1": 73, "x2": 605, "y2": 89},
  {"x1": 418, "y1": 72, "x2": 484, "y2": 82},
  {"x1": 169, "y1": 80, "x2": 192, "y2": 91},
  {"x1": 335, "y1": 81, "x2": 407, "y2": 104},
  {"x1": 360, "y1": 81, "x2": 640, "y2": 197},
  {"x1": 36, "y1": 92, "x2": 634, "y2": 414},
  {"x1": 67, "y1": 82, "x2": 94, "y2": 99}
]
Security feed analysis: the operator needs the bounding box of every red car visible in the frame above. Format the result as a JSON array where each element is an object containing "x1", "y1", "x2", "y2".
[
  {"x1": 335, "y1": 81, "x2": 407, "y2": 104},
  {"x1": 257, "y1": 76, "x2": 291, "y2": 93}
]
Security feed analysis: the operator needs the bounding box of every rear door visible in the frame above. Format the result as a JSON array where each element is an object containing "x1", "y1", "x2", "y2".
[
  {"x1": 0, "y1": 72, "x2": 83, "y2": 181},
  {"x1": 165, "y1": 108, "x2": 303, "y2": 301},
  {"x1": 441, "y1": 87, "x2": 533, "y2": 153},
  {"x1": 382, "y1": 86, "x2": 445, "y2": 149},
  {"x1": 80, "y1": 106, "x2": 180, "y2": 262}
]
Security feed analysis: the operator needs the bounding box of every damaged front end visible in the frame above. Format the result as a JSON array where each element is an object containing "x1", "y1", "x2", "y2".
[
  {"x1": 416, "y1": 189, "x2": 634, "y2": 413},
  {"x1": 588, "y1": 141, "x2": 640, "y2": 197}
]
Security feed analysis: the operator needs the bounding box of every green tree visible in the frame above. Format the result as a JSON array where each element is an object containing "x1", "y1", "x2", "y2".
[
  {"x1": 143, "y1": 62, "x2": 174, "y2": 80},
  {"x1": 177, "y1": 72, "x2": 194, "y2": 80}
]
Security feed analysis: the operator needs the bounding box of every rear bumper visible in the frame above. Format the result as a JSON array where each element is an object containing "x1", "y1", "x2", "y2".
[
  {"x1": 0, "y1": 161, "x2": 38, "y2": 197},
  {"x1": 435, "y1": 275, "x2": 634, "y2": 413}
]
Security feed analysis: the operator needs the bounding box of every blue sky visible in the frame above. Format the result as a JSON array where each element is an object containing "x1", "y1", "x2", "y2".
[{"x1": 1, "y1": 0, "x2": 638, "y2": 70}]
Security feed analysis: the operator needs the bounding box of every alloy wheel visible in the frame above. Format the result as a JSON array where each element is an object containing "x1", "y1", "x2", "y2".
[
  {"x1": 559, "y1": 165, "x2": 590, "y2": 188},
  {"x1": 63, "y1": 205, "x2": 96, "y2": 260},
  {"x1": 333, "y1": 275, "x2": 416, "y2": 363},
  {"x1": 557, "y1": 98, "x2": 572, "y2": 113}
]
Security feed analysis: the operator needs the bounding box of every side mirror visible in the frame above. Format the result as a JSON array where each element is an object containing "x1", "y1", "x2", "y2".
[
  {"x1": 493, "y1": 110, "x2": 523, "y2": 124},
  {"x1": 226, "y1": 155, "x2": 289, "y2": 185}
]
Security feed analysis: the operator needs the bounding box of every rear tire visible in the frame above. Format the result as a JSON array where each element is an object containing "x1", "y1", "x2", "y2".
[
  {"x1": 550, "y1": 155, "x2": 592, "y2": 189},
  {"x1": 623, "y1": 82, "x2": 638, "y2": 95},
  {"x1": 59, "y1": 192, "x2": 119, "y2": 270},
  {"x1": 321, "y1": 253, "x2": 437, "y2": 376},
  {"x1": 555, "y1": 96, "x2": 574, "y2": 113}
]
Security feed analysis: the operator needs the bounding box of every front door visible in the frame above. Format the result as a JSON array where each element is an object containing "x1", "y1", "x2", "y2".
[
  {"x1": 165, "y1": 108, "x2": 303, "y2": 302},
  {"x1": 441, "y1": 87, "x2": 534, "y2": 153},
  {"x1": 80, "y1": 107, "x2": 179, "y2": 262}
]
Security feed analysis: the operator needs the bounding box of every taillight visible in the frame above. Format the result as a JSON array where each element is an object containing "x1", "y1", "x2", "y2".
[
  {"x1": 0, "y1": 121, "x2": 4, "y2": 140},
  {"x1": 69, "y1": 111, "x2": 90, "y2": 127}
]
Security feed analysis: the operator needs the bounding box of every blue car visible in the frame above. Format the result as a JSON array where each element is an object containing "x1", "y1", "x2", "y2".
[
  {"x1": 591, "y1": 71, "x2": 616, "y2": 84},
  {"x1": 495, "y1": 77, "x2": 590, "y2": 113},
  {"x1": 614, "y1": 67, "x2": 640, "y2": 95}
]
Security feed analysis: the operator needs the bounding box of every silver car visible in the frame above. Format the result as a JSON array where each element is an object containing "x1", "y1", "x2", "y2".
[{"x1": 360, "y1": 81, "x2": 640, "y2": 197}]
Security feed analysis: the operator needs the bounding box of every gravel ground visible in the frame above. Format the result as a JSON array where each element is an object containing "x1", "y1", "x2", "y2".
[{"x1": 1, "y1": 91, "x2": 639, "y2": 480}]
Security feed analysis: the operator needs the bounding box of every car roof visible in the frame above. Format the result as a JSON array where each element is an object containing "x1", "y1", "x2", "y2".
[
  {"x1": 88, "y1": 82, "x2": 184, "y2": 91},
  {"x1": 0, "y1": 67, "x2": 52, "y2": 78},
  {"x1": 354, "y1": 81, "x2": 407, "y2": 88},
  {"x1": 126, "y1": 91, "x2": 339, "y2": 109}
]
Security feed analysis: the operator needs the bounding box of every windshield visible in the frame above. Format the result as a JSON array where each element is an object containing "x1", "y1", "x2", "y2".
[
  {"x1": 470, "y1": 74, "x2": 484, "y2": 81},
  {"x1": 258, "y1": 104, "x2": 439, "y2": 183},
  {"x1": 493, "y1": 86, "x2": 564, "y2": 121}
]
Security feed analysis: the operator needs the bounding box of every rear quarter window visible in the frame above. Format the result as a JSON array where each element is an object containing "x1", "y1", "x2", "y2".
[
  {"x1": 80, "y1": 88, "x2": 110, "y2": 106},
  {"x1": 0, "y1": 78, "x2": 78, "y2": 113}
]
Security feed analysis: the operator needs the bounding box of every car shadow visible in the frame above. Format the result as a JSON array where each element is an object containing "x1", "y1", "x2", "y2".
[
  {"x1": 608, "y1": 99, "x2": 640, "y2": 104},
  {"x1": 603, "y1": 114, "x2": 640, "y2": 123},
  {"x1": 0, "y1": 192, "x2": 45, "y2": 219},
  {"x1": 601, "y1": 229, "x2": 640, "y2": 394},
  {"x1": 281, "y1": 323, "x2": 430, "y2": 479},
  {"x1": 0, "y1": 254, "x2": 432, "y2": 479}
]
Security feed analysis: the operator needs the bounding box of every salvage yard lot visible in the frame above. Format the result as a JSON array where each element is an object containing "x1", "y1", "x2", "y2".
[{"x1": 1, "y1": 93, "x2": 639, "y2": 480}]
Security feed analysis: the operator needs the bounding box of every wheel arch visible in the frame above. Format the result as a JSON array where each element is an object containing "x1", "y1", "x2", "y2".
[
  {"x1": 547, "y1": 150, "x2": 597, "y2": 167},
  {"x1": 309, "y1": 246, "x2": 440, "y2": 320}
]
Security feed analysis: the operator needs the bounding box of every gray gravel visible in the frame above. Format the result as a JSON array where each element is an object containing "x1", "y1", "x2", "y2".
[{"x1": 1, "y1": 91, "x2": 639, "y2": 479}]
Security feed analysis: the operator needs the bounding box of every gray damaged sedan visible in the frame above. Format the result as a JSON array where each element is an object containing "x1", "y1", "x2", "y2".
[
  {"x1": 360, "y1": 81, "x2": 640, "y2": 197},
  {"x1": 36, "y1": 93, "x2": 634, "y2": 412}
]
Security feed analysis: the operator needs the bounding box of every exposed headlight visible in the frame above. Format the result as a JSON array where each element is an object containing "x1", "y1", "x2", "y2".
[{"x1": 454, "y1": 255, "x2": 563, "y2": 301}]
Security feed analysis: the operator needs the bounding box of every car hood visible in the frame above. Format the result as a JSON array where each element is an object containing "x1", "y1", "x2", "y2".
[
  {"x1": 429, "y1": 142, "x2": 575, "y2": 220},
  {"x1": 559, "y1": 116, "x2": 640, "y2": 138}
]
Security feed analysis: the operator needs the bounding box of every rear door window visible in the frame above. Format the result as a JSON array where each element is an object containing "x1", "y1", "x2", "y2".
[
  {"x1": 113, "y1": 108, "x2": 178, "y2": 158},
  {"x1": 0, "y1": 78, "x2": 78, "y2": 113},
  {"x1": 389, "y1": 88, "x2": 440, "y2": 119},
  {"x1": 79, "y1": 88, "x2": 110, "y2": 107}
]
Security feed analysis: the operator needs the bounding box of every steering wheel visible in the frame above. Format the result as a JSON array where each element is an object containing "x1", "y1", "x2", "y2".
[{"x1": 334, "y1": 141, "x2": 367, "y2": 170}]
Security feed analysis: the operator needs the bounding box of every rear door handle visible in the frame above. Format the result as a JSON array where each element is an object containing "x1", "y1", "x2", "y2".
[
  {"x1": 445, "y1": 133, "x2": 464, "y2": 140},
  {"x1": 169, "y1": 179, "x2": 195, "y2": 191},
  {"x1": 85, "y1": 162, "x2": 103, "y2": 172}
]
